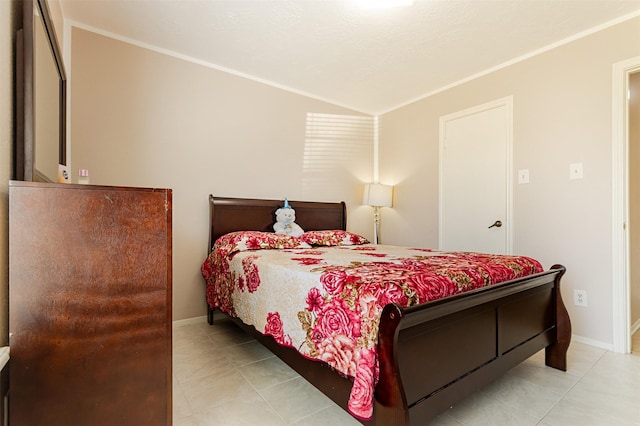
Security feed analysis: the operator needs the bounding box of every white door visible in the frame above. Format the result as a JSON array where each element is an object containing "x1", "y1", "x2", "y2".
[{"x1": 439, "y1": 97, "x2": 512, "y2": 254}]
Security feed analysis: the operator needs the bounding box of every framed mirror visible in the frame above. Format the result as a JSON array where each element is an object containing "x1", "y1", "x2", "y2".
[{"x1": 16, "y1": 0, "x2": 67, "y2": 182}]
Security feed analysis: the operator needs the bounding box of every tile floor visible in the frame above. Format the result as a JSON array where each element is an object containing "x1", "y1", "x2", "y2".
[{"x1": 173, "y1": 318, "x2": 640, "y2": 425}]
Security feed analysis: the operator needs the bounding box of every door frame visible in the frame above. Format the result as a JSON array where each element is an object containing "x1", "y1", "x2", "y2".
[
  {"x1": 612, "y1": 56, "x2": 640, "y2": 354},
  {"x1": 438, "y1": 96, "x2": 514, "y2": 253}
]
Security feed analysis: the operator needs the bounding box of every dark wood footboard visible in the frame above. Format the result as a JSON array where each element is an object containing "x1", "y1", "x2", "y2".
[{"x1": 374, "y1": 264, "x2": 569, "y2": 425}]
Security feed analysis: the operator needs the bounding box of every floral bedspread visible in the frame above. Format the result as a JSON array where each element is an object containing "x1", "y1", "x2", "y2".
[{"x1": 201, "y1": 235, "x2": 542, "y2": 420}]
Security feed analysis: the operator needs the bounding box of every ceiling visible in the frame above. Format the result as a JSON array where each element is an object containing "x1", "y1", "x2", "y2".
[{"x1": 60, "y1": 0, "x2": 640, "y2": 115}]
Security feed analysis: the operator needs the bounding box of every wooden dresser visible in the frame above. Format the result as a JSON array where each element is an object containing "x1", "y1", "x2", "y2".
[{"x1": 9, "y1": 181, "x2": 172, "y2": 425}]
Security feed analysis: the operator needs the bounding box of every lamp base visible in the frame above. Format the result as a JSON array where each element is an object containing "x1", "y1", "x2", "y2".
[{"x1": 373, "y1": 206, "x2": 380, "y2": 245}]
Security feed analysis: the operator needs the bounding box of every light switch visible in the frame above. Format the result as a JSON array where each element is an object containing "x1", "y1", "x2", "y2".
[
  {"x1": 518, "y1": 169, "x2": 529, "y2": 184},
  {"x1": 570, "y1": 163, "x2": 584, "y2": 180}
]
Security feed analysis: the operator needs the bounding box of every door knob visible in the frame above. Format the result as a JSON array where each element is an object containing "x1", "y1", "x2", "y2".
[{"x1": 488, "y1": 220, "x2": 503, "y2": 229}]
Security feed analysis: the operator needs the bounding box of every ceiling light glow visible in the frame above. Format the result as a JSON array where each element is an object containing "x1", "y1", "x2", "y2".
[{"x1": 357, "y1": 0, "x2": 414, "y2": 10}]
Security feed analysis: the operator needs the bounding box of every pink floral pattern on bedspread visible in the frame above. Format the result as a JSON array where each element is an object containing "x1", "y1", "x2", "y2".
[{"x1": 201, "y1": 244, "x2": 543, "y2": 420}]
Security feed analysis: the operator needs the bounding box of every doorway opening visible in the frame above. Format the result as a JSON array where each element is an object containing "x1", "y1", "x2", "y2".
[{"x1": 612, "y1": 57, "x2": 640, "y2": 354}]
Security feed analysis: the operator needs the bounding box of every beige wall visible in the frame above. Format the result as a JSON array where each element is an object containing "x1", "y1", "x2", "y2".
[
  {"x1": 631, "y1": 72, "x2": 640, "y2": 329},
  {"x1": 380, "y1": 17, "x2": 640, "y2": 346},
  {"x1": 70, "y1": 28, "x2": 374, "y2": 321}
]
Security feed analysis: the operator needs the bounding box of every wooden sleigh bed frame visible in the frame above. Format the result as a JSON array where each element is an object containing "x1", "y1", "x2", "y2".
[{"x1": 205, "y1": 195, "x2": 571, "y2": 425}]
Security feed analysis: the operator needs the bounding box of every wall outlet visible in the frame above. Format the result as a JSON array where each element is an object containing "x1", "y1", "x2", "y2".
[
  {"x1": 569, "y1": 163, "x2": 584, "y2": 180},
  {"x1": 574, "y1": 289, "x2": 588, "y2": 307}
]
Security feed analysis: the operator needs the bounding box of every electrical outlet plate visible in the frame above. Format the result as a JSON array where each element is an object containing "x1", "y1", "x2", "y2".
[
  {"x1": 518, "y1": 169, "x2": 529, "y2": 184},
  {"x1": 573, "y1": 289, "x2": 588, "y2": 307},
  {"x1": 569, "y1": 163, "x2": 583, "y2": 180}
]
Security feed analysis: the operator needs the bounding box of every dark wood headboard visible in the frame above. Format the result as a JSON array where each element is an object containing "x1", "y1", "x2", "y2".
[{"x1": 208, "y1": 196, "x2": 346, "y2": 251}]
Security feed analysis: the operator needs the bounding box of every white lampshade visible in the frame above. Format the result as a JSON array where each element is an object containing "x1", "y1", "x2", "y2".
[{"x1": 363, "y1": 183, "x2": 393, "y2": 207}]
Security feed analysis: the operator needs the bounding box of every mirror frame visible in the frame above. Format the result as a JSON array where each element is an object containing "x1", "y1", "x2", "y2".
[{"x1": 16, "y1": 0, "x2": 67, "y2": 182}]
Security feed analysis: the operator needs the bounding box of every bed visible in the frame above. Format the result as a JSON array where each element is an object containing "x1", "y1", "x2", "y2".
[{"x1": 202, "y1": 195, "x2": 571, "y2": 425}]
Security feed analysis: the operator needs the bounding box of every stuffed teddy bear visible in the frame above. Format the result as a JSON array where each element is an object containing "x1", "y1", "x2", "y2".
[{"x1": 273, "y1": 199, "x2": 304, "y2": 237}]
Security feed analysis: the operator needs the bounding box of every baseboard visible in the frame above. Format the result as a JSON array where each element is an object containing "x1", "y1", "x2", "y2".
[
  {"x1": 571, "y1": 334, "x2": 613, "y2": 351},
  {"x1": 0, "y1": 348, "x2": 8, "y2": 371},
  {"x1": 172, "y1": 315, "x2": 208, "y2": 327}
]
